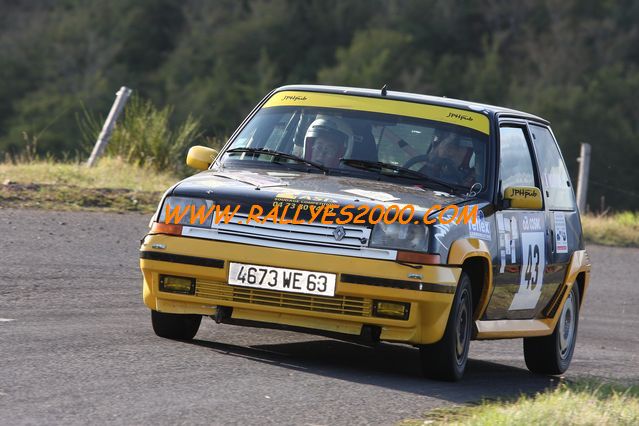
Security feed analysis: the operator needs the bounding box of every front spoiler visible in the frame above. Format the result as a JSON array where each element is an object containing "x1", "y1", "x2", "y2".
[{"x1": 140, "y1": 233, "x2": 460, "y2": 345}]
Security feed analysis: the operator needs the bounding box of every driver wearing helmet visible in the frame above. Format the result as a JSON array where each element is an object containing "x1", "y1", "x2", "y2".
[
  {"x1": 423, "y1": 130, "x2": 475, "y2": 185},
  {"x1": 305, "y1": 118, "x2": 348, "y2": 168},
  {"x1": 394, "y1": 129, "x2": 476, "y2": 186}
]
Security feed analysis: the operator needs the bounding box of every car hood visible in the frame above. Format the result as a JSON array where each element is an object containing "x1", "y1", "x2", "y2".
[{"x1": 170, "y1": 167, "x2": 465, "y2": 212}]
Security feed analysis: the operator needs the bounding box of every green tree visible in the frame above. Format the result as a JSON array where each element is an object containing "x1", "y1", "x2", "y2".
[{"x1": 317, "y1": 29, "x2": 412, "y2": 88}]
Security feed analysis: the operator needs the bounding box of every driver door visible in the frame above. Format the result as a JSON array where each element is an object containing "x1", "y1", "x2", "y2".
[{"x1": 484, "y1": 124, "x2": 555, "y2": 320}]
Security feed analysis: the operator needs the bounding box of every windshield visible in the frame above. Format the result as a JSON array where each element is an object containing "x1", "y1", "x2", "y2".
[{"x1": 221, "y1": 104, "x2": 488, "y2": 190}]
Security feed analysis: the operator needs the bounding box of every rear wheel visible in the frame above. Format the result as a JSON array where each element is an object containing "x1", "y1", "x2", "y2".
[
  {"x1": 151, "y1": 310, "x2": 202, "y2": 340},
  {"x1": 419, "y1": 272, "x2": 473, "y2": 381},
  {"x1": 524, "y1": 284, "x2": 580, "y2": 374}
]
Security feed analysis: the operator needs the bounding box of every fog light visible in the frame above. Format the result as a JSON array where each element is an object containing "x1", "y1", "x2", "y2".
[
  {"x1": 372, "y1": 300, "x2": 410, "y2": 320},
  {"x1": 159, "y1": 275, "x2": 195, "y2": 295}
]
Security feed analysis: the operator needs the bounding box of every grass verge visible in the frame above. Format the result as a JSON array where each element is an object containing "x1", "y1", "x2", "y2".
[
  {"x1": 581, "y1": 212, "x2": 639, "y2": 247},
  {"x1": 400, "y1": 380, "x2": 639, "y2": 426},
  {"x1": 0, "y1": 157, "x2": 177, "y2": 191},
  {"x1": 2, "y1": 159, "x2": 639, "y2": 247},
  {"x1": 0, "y1": 158, "x2": 178, "y2": 213}
]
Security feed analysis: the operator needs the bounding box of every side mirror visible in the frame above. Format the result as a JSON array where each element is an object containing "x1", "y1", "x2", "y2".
[
  {"x1": 186, "y1": 146, "x2": 218, "y2": 170},
  {"x1": 503, "y1": 186, "x2": 543, "y2": 210}
]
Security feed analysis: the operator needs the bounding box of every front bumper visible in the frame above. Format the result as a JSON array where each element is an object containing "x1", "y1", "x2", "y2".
[{"x1": 140, "y1": 233, "x2": 460, "y2": 344}]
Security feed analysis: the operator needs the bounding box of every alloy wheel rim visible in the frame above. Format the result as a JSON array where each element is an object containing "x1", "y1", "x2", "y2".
[{"x1": 558, "y1": 291, "x2": 576, "y2": 359}]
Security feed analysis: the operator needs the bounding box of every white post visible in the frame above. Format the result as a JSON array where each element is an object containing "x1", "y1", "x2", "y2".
[
  {"x1": 86, "y1": 86, "x2": 132, "y2": 167},
  {"x1": 576, "y1": 142, "x2": 591, "y2": 213}
]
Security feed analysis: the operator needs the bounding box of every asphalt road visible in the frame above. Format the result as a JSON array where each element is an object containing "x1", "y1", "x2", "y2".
[{"x1": 1, "y1": 209, "x2": 637, "y2": 425}]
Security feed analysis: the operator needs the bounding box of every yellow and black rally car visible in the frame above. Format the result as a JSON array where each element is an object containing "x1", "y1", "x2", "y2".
[{"x1": 139, "y1": 85, "x2": 591, "y2": 381}]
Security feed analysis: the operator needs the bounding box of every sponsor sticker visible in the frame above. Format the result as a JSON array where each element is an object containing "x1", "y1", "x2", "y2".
[
  {"x1": 554, "y1": 212, "x2": 568, "y2": 254},
  {"x1": 213, "y1": 171, "x2": 287, "y2": 188},
  {"x1": 496, "y1": 212, "x2": 505, "y2": 232},
  {"x1": 468, "y1": 209, "x2": 491, "y2": 240},
  {"x1": 341, "y1": 189, "x2": 399, "y2": 202},
  {"x1": 511, "y1": 217, "x2": 519, "y2": 239},
  {"x1": 263, "y1": 90, "x2": 491, "y2": 134},
  {"x1": 433, "y1": 190, "x2": 456, "y2": 198}
]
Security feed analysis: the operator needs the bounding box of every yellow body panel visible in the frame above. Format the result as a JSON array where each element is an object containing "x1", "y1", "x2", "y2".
[
  {"x1": 140, "y1": 234, "x2": 459, "y2": 344},
  {"x1": 475, "y1": 319, "x2": 555, "y2": 338},
  {"x1": 563, "y1": 249, "x2": 591, "y2": 303},
  {"x1": 447, "y1": 238, "x2": 493, "y2": 320}
]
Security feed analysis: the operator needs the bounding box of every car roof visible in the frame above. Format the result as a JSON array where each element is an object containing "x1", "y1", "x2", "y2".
[{"x1": 274, "y1": 84, "x2": 549, "y2": 125}]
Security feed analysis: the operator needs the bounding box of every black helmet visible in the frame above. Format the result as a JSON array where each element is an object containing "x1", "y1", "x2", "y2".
[{"x1": 305, "y1": 118, "x2": 348, "y2": 145}]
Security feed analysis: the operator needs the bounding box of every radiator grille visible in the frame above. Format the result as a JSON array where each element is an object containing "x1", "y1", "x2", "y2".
[
  {"x1": 212, "y1": 212, "x2": 370, "y2": 249},
  {"x1": 196, "y1": 279, "x2": 372, "y2": 317}
]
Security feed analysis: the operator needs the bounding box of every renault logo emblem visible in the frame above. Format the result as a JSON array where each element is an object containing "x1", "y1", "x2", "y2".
[{"x1": 333, "y1": 225, "x2": 346, "y2": 241}]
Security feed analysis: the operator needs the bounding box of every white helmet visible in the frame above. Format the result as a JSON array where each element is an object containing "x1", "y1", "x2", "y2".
[{"x1": 304, "y1": 118, "x2": 348, "y2": 145}]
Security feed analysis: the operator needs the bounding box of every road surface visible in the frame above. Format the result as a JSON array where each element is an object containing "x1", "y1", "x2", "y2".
[{"x1": 1, "y1": 209, "x2": 637, "y2": 425}]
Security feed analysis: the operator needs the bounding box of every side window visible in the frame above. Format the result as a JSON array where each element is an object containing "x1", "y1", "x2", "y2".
[
  {"x1": 529, "y1": 125, "x2": 576, "y2": 210},
  {"x1": 499, "y1": 126, "x2": 536, "y2": 195}
]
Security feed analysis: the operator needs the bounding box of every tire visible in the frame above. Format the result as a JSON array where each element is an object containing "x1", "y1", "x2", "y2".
[
  {"x1": 151, "y1": 310, "x2": 202, "y2": 340},
  {"x1": 419, "y1": 272, "x2": 473, "y2": 381},
  {"x1": 524, "y1": 284, "x2": 580, "y2": 375}
]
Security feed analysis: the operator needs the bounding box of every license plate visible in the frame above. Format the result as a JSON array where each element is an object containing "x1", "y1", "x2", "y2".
[{"x1": 228, "y1": 263, "x2": 336, "y2": 297}]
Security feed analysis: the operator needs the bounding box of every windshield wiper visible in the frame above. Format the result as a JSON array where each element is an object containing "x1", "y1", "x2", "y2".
[
  {"x1": 225, "y1": 147, "x2": 328, "y2": 174},
  {"x1": 340, "y1": 158, "x2": 461, "y2": 194}
]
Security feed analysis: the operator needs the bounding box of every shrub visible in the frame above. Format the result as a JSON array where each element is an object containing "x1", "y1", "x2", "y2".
[{"x1": 103, "y1": 96, "x2": 203, "y2": 175}]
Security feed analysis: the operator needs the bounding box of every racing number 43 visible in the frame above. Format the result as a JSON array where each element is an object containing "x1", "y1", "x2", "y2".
[
  {"x1": 524, "y1": 243, "x2": 541, "y2": 290},
  {"x1": 510, "y1": 231, "x2": 546, "y2": 310}
]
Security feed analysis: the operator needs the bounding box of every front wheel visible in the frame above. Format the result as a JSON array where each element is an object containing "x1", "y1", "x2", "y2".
[
  {"x1": 419, "y1": 272, "x2": 473, "y2": 381},
  {"x1": 523, "y1": 284, "x2": 580, "y2": 374},
  {"x1": 151, "y1": 310, "x2": 202, "y2": 340}
]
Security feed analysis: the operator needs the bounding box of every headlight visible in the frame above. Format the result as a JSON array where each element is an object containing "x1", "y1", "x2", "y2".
[
  {"x1": 157, "y1": 196, "x2": 215, "y2": 228},
  {"x1": 369, "y1": 222, "x2": 428, "y2": 251}
]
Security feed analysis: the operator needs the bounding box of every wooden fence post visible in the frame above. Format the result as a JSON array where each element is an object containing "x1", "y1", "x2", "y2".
[
  {"x1": 576, "y1": 142, "x2": 591, "y2": 213},
  {"x1": 86, "y1": 86, "x2": 132, "y2": 167}
]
